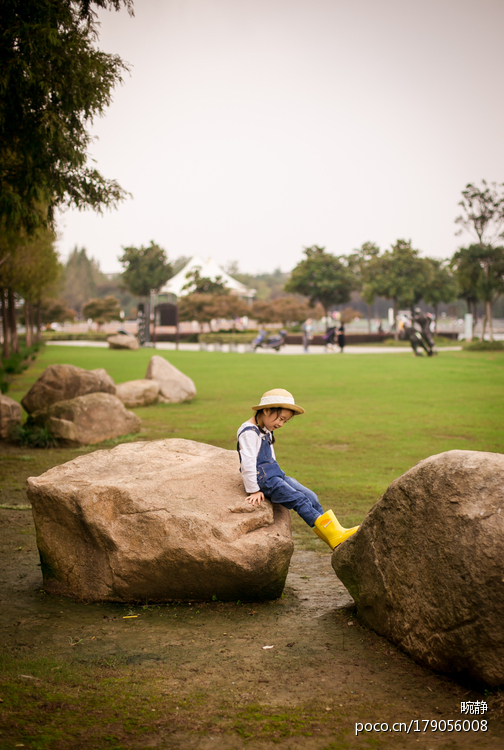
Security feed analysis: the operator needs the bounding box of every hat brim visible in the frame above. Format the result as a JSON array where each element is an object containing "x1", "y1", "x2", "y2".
[{"x1": 251, "y1": 401, "x2": 305, "y2": 415}]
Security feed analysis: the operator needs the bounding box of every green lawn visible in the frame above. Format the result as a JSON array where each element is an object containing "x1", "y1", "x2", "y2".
[{"x1": 7, "y1": 345, "x2": 504, "y2": 534}]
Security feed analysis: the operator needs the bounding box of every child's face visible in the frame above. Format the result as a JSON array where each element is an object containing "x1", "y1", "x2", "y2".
[{"x1": 260, "y1": 408, "x2": 294, "y2": 432}]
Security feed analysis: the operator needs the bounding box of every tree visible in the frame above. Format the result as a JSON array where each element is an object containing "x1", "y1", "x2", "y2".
[
  {"x1": 347, "y1": 241, "x2": 381, "y2": 331},
  {"x1": 450, "y1": 247, "x2": 482, "y2": 324},
  {"x1": 181, "y1": 268, "x2": 229, "y2": 295},
  {"x1": 364, "y1": 240, "x2": 432, "y2": 339},
  {"x1": 252, "y1": 296, "x2": 312, "y2": 326},
  {"x1": 0, "y1": 222, "x2": 61, "y2": 354},
  {"x1": 178, "y1": 294, "x2": 218, "y2": 330},
  {"x1": 119, "y1": 242, "x2": 172, "y2": 297},
  {"x1": 422, "y1": 259, "x2": 458, "y2": 331},
  {"x1": 455, "y1": 181, "x2": 504, "y2": 246},
  {"x1": 284, "y1": 246, "x2": 355, "y2": 323},
  {"x1": 61, "y1": 246, "x2": 99, "y2": 316},
  {"x1": 0, "y1": 0, "x2": 132, "y2": 233},
  {"x1": 82, "y1": 295, "x2": 121, "y2": 328},
  {"x1": 178, "y1": 293, "x2": 248, "y2": 331},
  {"x1": 454, "y1": 181, "x2": 504, "y2": 339}
]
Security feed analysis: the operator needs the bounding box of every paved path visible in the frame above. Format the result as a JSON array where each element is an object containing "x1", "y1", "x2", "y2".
[{"x1": 47, "y1": 341, "x2": 462, "y2": 355}]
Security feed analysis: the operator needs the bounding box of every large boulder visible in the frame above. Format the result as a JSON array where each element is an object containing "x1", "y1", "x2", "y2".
[
  {"x1": 28, "y1": 392, "x2": 141, "y2": 446},
  {"x1": 332, "y1": 450, "x2": 504, "y2": 687},
  {"x1": 26, "y1": 438, "x2": 293, "y2": 602},
  {"x1": 0, "y1": 394, "x2": 22, "y2": 439},
  {"x1": 115, "y1": 379, "x2": 160, "y2": 408},
  {"x1": 21, "y1": 364, "x2": 116, "y2": 414},
  {"x1": 107, "y1": 333, "x2": 139, "y2": 350},
  {"x1": 145, "y1": 355, "x2": 196, "y2": 403}
]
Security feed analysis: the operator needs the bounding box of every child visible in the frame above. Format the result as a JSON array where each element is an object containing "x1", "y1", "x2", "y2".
[{"x1": 237, "y1": 388, "x2": 359, "y2": 549}]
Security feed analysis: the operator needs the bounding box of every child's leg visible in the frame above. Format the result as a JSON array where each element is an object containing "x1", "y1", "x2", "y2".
[
  {"x1": 283, "y1": 476, "x2": 323, "y2": 520},
  {"x1": 260, "y1": 476, "x2": 321, "y2": 527}
]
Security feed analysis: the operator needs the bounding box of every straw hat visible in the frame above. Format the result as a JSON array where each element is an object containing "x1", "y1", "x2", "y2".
[{"x1": 251, "y1": 388, "x2": 305, "y2": 415}]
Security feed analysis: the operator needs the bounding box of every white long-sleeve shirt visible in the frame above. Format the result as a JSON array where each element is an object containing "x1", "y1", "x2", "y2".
[{"x1": 237, "y1": 421, "x2": 276, "y2": 493}]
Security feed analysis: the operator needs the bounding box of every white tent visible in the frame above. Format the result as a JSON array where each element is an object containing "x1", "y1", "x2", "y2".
[{"x1": 159, "y1": 256, "x2": 255, "y2": 299}]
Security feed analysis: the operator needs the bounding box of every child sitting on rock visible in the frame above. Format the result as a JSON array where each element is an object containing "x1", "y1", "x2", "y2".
[{"x1": 237, "y1": 388, "x2": 359, "y2": 549}]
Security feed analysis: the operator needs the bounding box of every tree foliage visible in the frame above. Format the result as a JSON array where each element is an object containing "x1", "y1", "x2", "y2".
[
  {"x1": 284, "y1": 246, "x2": 355, "y2": 319},
  {"x1": 0, "y1": 221, "x2": 61, "y2": 351},
  {"x1": 178, "y1": 293, "x2": 248, "y2": 329},
  {"x1": 453, "y1": 180, "x2": 504, "y2": 340},
  {"x1": 119, "y1": 241, "x2": 172, "y2": 297},
  {"x1": 422, "y1": 259, "x2": 458, "y2": 325},
  {"x1": 181, "y1": 268, "x2": 229, "y2": 295},
  {"x1": 455, "y1": 180, "x2": 504, "y2": 246},
  {"x1": 82, "y1": 295, "x2": 121, "y2": 327},
  {"x1": 252, "y1": 296, "x2": 312, "y2": 326},
  {"x1": 0, "y1": 0, "x2": 133, "y2": 232}
]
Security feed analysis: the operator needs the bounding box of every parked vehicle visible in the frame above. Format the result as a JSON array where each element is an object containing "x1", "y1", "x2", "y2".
[{"x1": 252, "y1": 329, "x2": 287, "y2": 351}]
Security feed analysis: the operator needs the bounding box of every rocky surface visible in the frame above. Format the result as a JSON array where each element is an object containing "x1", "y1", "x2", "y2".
[
  {"x1": 21, "y1": 364, "x2": 116, "y2": 414},
  {"x1": 26, "y1": 438, "x2": 293, "y2": 602},
  {"x1": 332, "y1": 449, "x2": 504, "y2": 686},
  {"x1": 107, "y1": 333, "x2": 139, "y2": 350},
  {"x1": 145, "y1": 355, "x2": 196, "y2": 403},
  {"x1": 28, "y1": 392, "x2": 141, "y2": 446},
  {"x1": 115, "y1": 379, "x2": 160, "y2": 408},
  {"x1": 0, "y1": 394, "x2": 22, "y2": 439}
]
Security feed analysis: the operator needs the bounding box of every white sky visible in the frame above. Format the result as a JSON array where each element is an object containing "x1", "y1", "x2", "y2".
[{"x1": 56, "y1": 0, "x2": 504, "y2": 275}]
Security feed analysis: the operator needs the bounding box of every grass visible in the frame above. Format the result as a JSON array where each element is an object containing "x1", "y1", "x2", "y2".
[
  {"x1": 2, "y1": 346, "x2": 504, "y2": 748},
  {"x1": 5, "y1": 344, "x2": 504, "y2": 535}
]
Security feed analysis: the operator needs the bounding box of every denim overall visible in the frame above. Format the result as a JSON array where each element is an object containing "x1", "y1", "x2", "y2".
[{"x1": 237, "y1": 425, "x2": 323, "y2": 527}]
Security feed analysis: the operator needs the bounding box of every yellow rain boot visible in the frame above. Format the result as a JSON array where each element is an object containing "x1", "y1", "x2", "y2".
[{"x1": 313, "y1": 510, "x2": 359, "y2": 550}]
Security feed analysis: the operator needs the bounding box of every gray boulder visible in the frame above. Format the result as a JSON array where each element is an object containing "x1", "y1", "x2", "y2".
[
  {"x1": 26, "y1": 438, "x2": 293, "y2": 602},
  {"x1": 107, "y1": 333, "x2": 139, "y2": 350},
  {"x1": 0, "y1": 394, "x2": 22, "y2": 439},
  {"x1": 115, "y1": 379, "x2": 160, "y2": 408},
  {"x1": 145, "y1": 355, "x2": 196, "y2": 403},
  {"x1": 28, "y1": 392, "x2": 141, "y2": 446},
  {"x1": 332, "y1": 450, "x2": 504, "y2": 686},
  {"x1": 21, "y1": 364, "x2": 116, "y2": 414}
]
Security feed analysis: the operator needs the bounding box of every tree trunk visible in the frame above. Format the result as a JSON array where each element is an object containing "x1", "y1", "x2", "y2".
[
  {"x1": 394, "y1": 300, "x2": 399, "y2": 341},
  {"x1": 486, "y1": 300, "x2": 494, "y2": 342},
  {"x1": 35, "y1": 300, "x2": 43, "y2": 342},
  {"x1": 25, "y1": 302, "x2": 33, "y2": 347},
  {"x1": 367, "y1": 304, "x2": 371, "y2": 333},
  {"x1": 7, "y1": 288, "x2": 19, "y2": 354},
  {"x1": 481, "y1": 311, "x2": 487, "y2": 342},
  {"x1": 473, "y1": 301, "x2": 478, "y2": 325},
  {"x1": 1, "y1": 288, "x2": 9, "y2": 359}
]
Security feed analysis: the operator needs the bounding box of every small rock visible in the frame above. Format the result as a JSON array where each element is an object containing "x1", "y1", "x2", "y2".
[
  {"x1": 28, "y1": 392, "x2": 141, "y2": 446},
  {"x1": 107, "y1": 333, "x2": 139, "y2": 350},
  {"x1": 0, "y1": 394, "x2": 22, "y2": 439},
  {"x1": 115, "y1": 379, "x2": 160, "y2": 408},
  {"x1": 21, "y1": 364, "x2": 116, "y2": 414},
  {"x1": 145, "y1": 355, "x2": 196, "y2": 403}
]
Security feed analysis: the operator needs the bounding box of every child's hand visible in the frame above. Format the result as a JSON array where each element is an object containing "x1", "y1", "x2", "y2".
[{"x1": 247, "y1": 491, "x2": 265, "y2": 506}]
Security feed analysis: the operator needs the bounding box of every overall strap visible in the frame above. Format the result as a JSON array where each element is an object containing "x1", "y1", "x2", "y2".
[{"x1": 237, "y1": 424, "x2": 261, "y2": 463}]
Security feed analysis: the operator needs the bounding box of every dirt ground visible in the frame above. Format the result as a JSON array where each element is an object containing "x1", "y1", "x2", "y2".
[{"x1": 1, "y1": 477, "x2": 504, "y2": 750}]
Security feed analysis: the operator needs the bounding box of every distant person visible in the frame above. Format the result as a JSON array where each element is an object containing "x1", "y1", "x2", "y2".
[
  {"x1": 324, "y1": 326, "x2": 336, "y2": 352},
  {"x1": 413, "y1": 308, "x2": 436, "y2": 355},
  {"x1": 378, "y1": 321, "x2": 384, "y2": 334},
  {"x1": 398, "y1": 316, "x2": 429, "y2": 356},
  {"x1": 337, "y1": 323, "x2": 346, "y2": 353},
  {"x1": 236, "y1": 388, "x2": 359, "y2": 549},
  {"x1": 302, "y1": 318, "x2": 313, "y2": 352}
]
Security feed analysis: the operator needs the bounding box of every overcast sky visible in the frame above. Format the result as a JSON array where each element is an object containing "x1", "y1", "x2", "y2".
[{"x1": 56, "y1": 0, "x2": 504, "y2": 275}]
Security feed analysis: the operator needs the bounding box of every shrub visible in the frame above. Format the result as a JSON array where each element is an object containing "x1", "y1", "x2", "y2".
[
  {"x1": 464, "y1": 340, "x2": 504, "y2": 351},
  {"x1": 10, "y1": 424, "x2": 59, "y2": 449}
]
